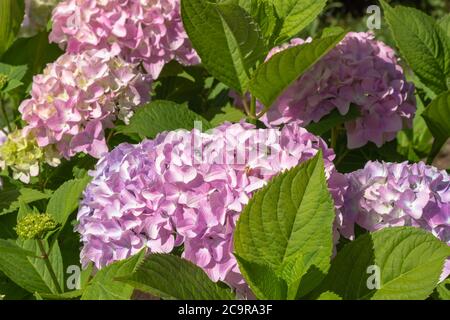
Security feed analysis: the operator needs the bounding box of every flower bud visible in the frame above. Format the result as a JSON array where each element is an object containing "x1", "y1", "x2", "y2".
[
  {"x1": 15, "y1": 213, "x2": 58, "y2": 240},
  {"x1": 0, "y1": 74, "x2": 8, "y2": 90}
]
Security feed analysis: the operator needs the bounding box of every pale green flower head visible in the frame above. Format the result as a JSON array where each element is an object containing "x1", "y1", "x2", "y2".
[
  {"x1": 15, "y1": 213, "x2": 58, "y2": 240},
  {"x1": 0, "y1": 129, "x2": 43, "y2": 183}
]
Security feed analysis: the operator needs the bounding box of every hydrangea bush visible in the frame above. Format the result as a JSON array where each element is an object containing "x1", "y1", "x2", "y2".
[{"x1": 0, "y1": 0, "x2": 448, "y2": 301}]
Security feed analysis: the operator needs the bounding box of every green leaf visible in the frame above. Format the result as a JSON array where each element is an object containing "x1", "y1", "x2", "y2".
[
  {"x1": 81, "y1": 250, "x2": 146, "y2": 300},
  {"x1": 1, "y1": 32, "x2": 63, "y2": 90},
  {"x1": 436, "y1": 278, "x2": 450, "y2": 300},
  {"x1": 38, "y1": 290, "x2": 83, "y2": 300},
  {"x1": 210, "y1": 104, "x2": 246, "y2": 126},
  {"x1": 0, "y1": 0, "x2": 25, "y2": 56},
  {"x1": 317, "y1": 291, "x2": 342, "y2": 300},
  {"x1": 0, "y1": 63, "x2": 27, "y2": 92},
  {"x1": 0, "y1": 270, "x2": 31, "y2": 300},
  {"x1": 237, "y1": 0, "x2": 279, "y2": 44},
  {"x1": 438, "y1": 14, "x2": 450, "y2": 37},
  {"x1": 306, "y1": 104, "x2": 360, "y2": 136},
  {"x1": 380, "y1": 1, "x2": 450, "y2": 95},
  {"x1": 234, "y1": 254, "x2": 287, "y2": 300},
  {"x1": 422, "y1": 91, "x2": 450, "y2": 161},
  {"x1": 181, "y1": 0, "x2": 266, "y2": 92},
  {"x1": 248, "y1": 33, "x2": 345, "y2": 108},
  {"x1": 397, "y1": 94, "x2": 433, "y2": 162},
  {"x1": 0, "y1": 239, "x2": 38, "y2": 257},
  {"x1": 0, "y1": 239, "x2": 64, "y2": 294},
  {"x1": 270, "y1": 0, "x2": 327, "y2": 44},
  {"x1": 119, "y1": 100, "x2": 212, "y2": 139},
  {"x1": 117, "y1": 254, "x2": 234, "y2": 300},
  {"x1": 46, "y1": 176, "x2": 91, "y2": 230},
  {"x1": 234, "y1": 152, "x2": 336, "y2": 299},
  {"x1": 317, "y1": 227, "x2": 450, "y2": 300},
  {"x1": 0, "y1": 182, "x2": 51, "y2": 216}
]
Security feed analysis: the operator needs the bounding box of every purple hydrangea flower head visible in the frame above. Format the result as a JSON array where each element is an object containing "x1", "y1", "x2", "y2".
[
  {"x1": 49, "y1": 0, "x2": 200, "y2": 79},
  {"x1": 19, "y1": 47, "x2": 151, "y2": 159},
  {"x1": 343, "y1": 161, "x2": 450, "y2": 281},
  {"x1": 233, "y1": 32, "x2": 416, "y2": 149},
  {"x1": 77, "y1": 121, "x2": 348, "y2": 292}
]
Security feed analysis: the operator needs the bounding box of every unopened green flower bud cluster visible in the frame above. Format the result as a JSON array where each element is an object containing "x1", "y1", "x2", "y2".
[
  {"x1": 0, "y1": 73, "x2": 8, "y2": 90},
  {"x1": 15, "y1": 213, "x2": 58, "y2": 240}
]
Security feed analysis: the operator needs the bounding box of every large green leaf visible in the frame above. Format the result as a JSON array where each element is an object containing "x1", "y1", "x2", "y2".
[
  {"x1": 438, "y1": 14, "x2": 450, "y2": 38},
  {"x1": 46, "y1": 176, "x2": 91, "y2": 230},
  {"x1": 0, "y1": 63, "x2": 27, "y2": 93},
  {"x1": 232, "y1": 0, "x2": 278, "y2": 44},
  {"x1": 118, "y1": 254, "x2": 234, "y2": 300},
  {"x1": 422, "y1": 91, "x2": 450, "y2": 161},
  {"x1": 380, "y1": 1, "x2": 450, "y2": 95},
  {"x1": 0, "y1": 270, "x2": 31, "y2": 300},
  {"x1": 397, "y1": 94, "x2": 433, "y2": 162},
  {"x1": 436, "y1": 278, "x2": 450, "y2": 300},
  {"x1": 0, "y1": 0, "x2": 25, "y2": 56},
  {"x1": 317, "y1": 227, "x2": 450, "y2": 300},
  {"x1": 2, "y1": 31, "x2": 63, "y2": 90},
  {"x1": 317, "y1": 291, "x2": 342, "y2": 300},
  {"x1": 270, "y1": 0, "x2": 327, "y2": 44},
  {"x1": 119, "y1": 100, "x2": 212, "y2": 139},
  {"x1": 234, "y1": 152, "x2": 336, "y2": 299},
  {"x1": 248, "y1": 33, "x2": 344, "y2": 108},
  {"x1": 209, "y1": 104, "x2": 246, "y2": 126},
  {"x1": 0, "y1": 239, "x2": 64, "y2": 294},
  {"x1": 81, "y1": 250, "x2": 146, "y2": 300},
  {"x1": 181, "y1": 0, "x2": 266, "y2": 93},
  {"x1": 0, "y1": 180, "x2": 51, "y2": 216}
]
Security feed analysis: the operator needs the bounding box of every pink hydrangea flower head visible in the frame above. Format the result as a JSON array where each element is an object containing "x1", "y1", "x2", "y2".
[
  {"x1": 49, "y1": 0, "x2": 200, "y2": 79},
  {"x1": 236, "y1": 32, "x2": 416, "y2": 149},
  {"x1": 77, "y1": 121, "x2": 348, "y2": 293},
  {"x1": 343, "y1": 161, "x2": 450, "y2": 281},
  {"x1": 19, "y1": 47, "x2": 151, "y2": 159}
]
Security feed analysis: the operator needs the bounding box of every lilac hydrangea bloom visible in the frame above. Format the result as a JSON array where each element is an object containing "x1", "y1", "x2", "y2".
[
  {"x1": 77, "y1": 122, "x2": 348, "y2": 292},
  {"x1": 343, "y1": 161, "x2": 450, "y2": 281},
  {"x1": 233, "y1": 32, "x2": 416, "y2": 149},
  {"x1": 19, "y1": 47, "x2": 151, "y2": 159},
  {"x1": 49, "y1": 0, "x2": 199, "y2": 79}
]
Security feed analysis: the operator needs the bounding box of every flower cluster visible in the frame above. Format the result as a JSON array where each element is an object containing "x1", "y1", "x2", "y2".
[
  {"x1": 49, "y1": 0, "x2": 199, "y2": 79},
  {"x1": 342, "y1": 161, "x2": 450, "y2": 281},
  {"x1": 0, "y1": 128, "x2": 60, "y2": 184},
  {"x1": 15, "y1": 213, "x2": 58, "y2": 240},
  {"x1": 244, "y1": 32, "x2": 416, "y2": 149},
  {"x1": 19, "y1": 47, "x2": 151, "y2": 159},
  {"x1": 77, "y1": 122, "x2": 348, "y2": 293},
  {"x1": 20, "y1": 0, "x2": 60, "y2": 37},
  {"x1": 0, "y1": 74, "x2": 8, "y2": 90}
]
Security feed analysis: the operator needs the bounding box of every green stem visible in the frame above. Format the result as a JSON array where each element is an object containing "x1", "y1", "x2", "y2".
[
  {"x1": 248, "y1": 95, "x2": 257, "y2": 125},
  {"x1": 331, "y1": 126, "x2": 338, "y2": 150},
  {"x1": 241, "y1": 95, "x2": 250, "y2": 115},
  {"x1": 0, "y1": 94, "x2": 12, "y2": 132},
  {"x1": 37, "y1": 239, "x2": 63, "y2": 294}
]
